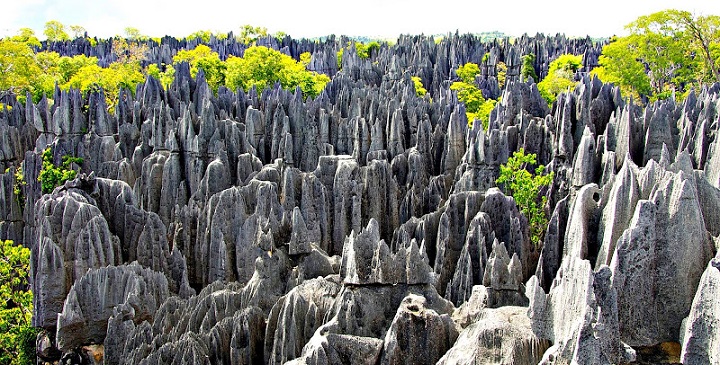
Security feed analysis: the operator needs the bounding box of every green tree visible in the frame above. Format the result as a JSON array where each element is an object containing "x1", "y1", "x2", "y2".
[
  {"x1": 187, "y1": 30, "x2": 213, "y2": 43},
  {"x1": 356, "y1": 41, "x2": 380, "y2": 59},
  {"x1": 224, "y1": 45, "x2": 329, "y2": 98},
  {"x1": 12, "y1": 166, "x2": 26, "y2": 207},
  {"x1": 43, "y1": 20, "x2": 69, "y2": 42},
  {"x1": 496, "y1": 61, "x2": 507, "y2": 89},
  {"x1": 538, "y1": 54, "x2": 582, "y2": 105},
  {"x1": 591, "y1": 36, "x2": 652, "y2": 100},
  {"x1": 496, "y1": 148, "x2": 554, "y2": 247},
  {"x1": 0, "y1": 239, "x2": 36, "y2": 365},
  {"x1": 38, "y1": 147, "x2": 83, "y2": 194},
  {"x1": 112, "y1": 38, "x2": 148, "y2": 65},
  {"x1": 451, "y1": 63, "x2": 498, "y2": 129},
  {"x1": 336, "y1": 47, "x2": 344, "y2": 69},
  {"x1": 238, "y1": 25, "x2": 268, "y2": 45},
  {"x1": 146, "y1": 63, "x2": 175, "y2": 89},
  {"x1": 273, "y1": 31, "x2": 287, "y2": 41},
  {"x1": 629, "y1": 10, "x2": 720, "y2": 84},
  {"x1": 10, "y1": 28, "x2": 41, "y2": 48},
  {"x1": 299, "y1": 52, "x2": 312, "y2": 67},
  {"x1": 0, "y1": 40, "x2": 41, "y2": 101},
  {"x1": 173, "y1": 44, "x2": 226, "y2": 91},
  {"x1": 456, "y1": 62, "x2": 480, "y2": 83},
  {"x1": 69, "y1": 25, "x2": 86, "y2": 39},
  {"x1": 521, "y1": 53, "x2": 538, "y2": 82},
  {"x1": 592, "y1": 10, "x2": 720, "y2": 101},
  {"x1": 411, "y1": 76, "x2": 427, "y2": 97},
  {"x1": 124, "y1": 27, "x2": 147, "y2": 41}
]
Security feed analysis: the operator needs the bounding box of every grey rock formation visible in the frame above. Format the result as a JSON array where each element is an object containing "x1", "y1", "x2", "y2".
[
  {"x1": 287, "y1": 333, "x2": 383, "y2": 365},
  {"x1": 8, "y1": 33, "x2": 720, "y2": 363},
  {"x1": 266, "y1": 277, "x2": 341, "y2": 364},
  {"x1": 571, "y1": 127, "x2": 597, "y2": 187},
  {"x1": 341, "y1": 219, "x2": 432, "y2": 286},
  {"x1": 680, "y1": 258, "x2": 720, "y2": 365},
  {"x1": 481, "y1": 240, "x2": 528, "y2": 307},
  {"x1": 608, "y1": 200, "x2": 659, "y2": 346},
  {"x1": 526, "y1": 257, "x2": 635, "y2": 364},
  {"x1": 56, "y1": 263, "x2": 169, "y2": 351},
  {"x1": 648, "y1": 171, "x2": 714, "y2": 341},
  {"x1": 438, "y1": 306, "x2": 550, "y2": 365},
  {"x1": 380, "y1": 294, "x2": 458, "y2": 365},
  {"x1": 595, "y1": 157, "x2": 640, "y2": 267},
  {"x1": 563, "y1": 184, "x2": 600, "y2": 260}
]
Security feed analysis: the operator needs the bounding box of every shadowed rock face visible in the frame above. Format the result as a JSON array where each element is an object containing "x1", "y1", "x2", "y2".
[{"x1": 0, "y1": 32, "x2": 719, "y2": 364}]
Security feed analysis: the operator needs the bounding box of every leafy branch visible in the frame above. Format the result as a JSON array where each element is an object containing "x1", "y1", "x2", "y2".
[{"x1": 496, "y1": 148, "x2": 554, "y2": 247}]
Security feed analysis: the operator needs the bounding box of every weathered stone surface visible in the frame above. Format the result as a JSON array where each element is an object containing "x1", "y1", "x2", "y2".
[
  {"x1": 444, "y1": 212, "x2": 492, "y2": 306},
  {"x1": 571, "y1": 126, "x2": 597, "y2": 187},
  {"x1": 287, "y1": 333, "x2": 383, "y2": 365},
  {"x1": 341, "y1": 219, "x2": 432, "y2": 286},
  {"x1": 266, "y1": 277, "x2": 341, "y2": 364},
  {"x1": 481, "y1": 240, "x2": 528, "y2": 308},
  {"x1": 680, "y1": 258, "x2": 720, "y2": 365},
  {"x1": 595, "y1": 157, "x2": 639, "y2": 267},
  {"x1": 56, "y1": 263, "x2": 169, "y2": 351},
  {"x1": 648, "y1": 171, "x2": 714, "y2": 341},
  {"x1": 563, "y1": 184, "x2": 600, "y2": 260},
  {"x1": 608, "y1": 200, "x2": 659, "y2": 346},
  {"x1": 535, "y1": 196, "x2": 568, "y2": 292},
  {"x1": 526, "y1": 257, "x2": 635, "y2": 364},
  {"x1": 438, "y1": 306, "x2": 550, "y2": 365},
  {"x1": 380, "y1": 294, "x2": 458, "y2": 365}
]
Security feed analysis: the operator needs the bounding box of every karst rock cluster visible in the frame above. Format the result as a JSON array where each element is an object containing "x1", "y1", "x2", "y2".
[{"x1": 1, "y1": 32, "x2": 719, "y2": 364}]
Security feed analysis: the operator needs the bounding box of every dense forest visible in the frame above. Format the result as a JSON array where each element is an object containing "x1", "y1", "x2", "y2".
[{"x1": 1, "y1": 10, "x2": 720, "y2": 365}]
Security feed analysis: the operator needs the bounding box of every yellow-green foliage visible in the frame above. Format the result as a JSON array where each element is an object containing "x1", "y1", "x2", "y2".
[
  {"x1": 0, "y1": 40, "x2": 41, "y2": 102},
  {"x1": 38, "y1": 147, "x2": 83, "y2": 194},
  {"x1": 12, "y1": 166, "x2": 25, "y2": 207},
  {"x1": 300, "y1": 52, "x2": 312, "y2": 66},
  {"x1": 591, "y1": 36, "x2": 652, "y2": 101},
  {"x1": 337, "y1": 47, "x2": 344, "y2": 69},
  {"x1": 43, "y1": 20, "x2": 69, "y2": 42},
  {"x1": 0, "y1": 239, "x2": 36, "y2": 365},
  {"x1": 592, "y1": 10, "x2": 720, "y2": 102},
  {"x1": 521, "y1": 53, "x2": 538, "y2": 81},
  {"x1": 496, "y1": 61, "x2": 507, "y2": 89},
  {"x1": 238, "y1": 25, "x2": 268, "y2": 45},
  {"x1": 187, "y1": 30, "x2": 213, "y2": 43},
  {"x1": 124, "y1": 27, "x2": 147, "y2": 41},
  {"x1": 225, "y1": 46, "x2": 329, "y2": 98},
  {"x1": 496, "y1": 148, "x2": 554, "y2": 247},
  {"x1": 1, "y1": 26, "x2": 330, "y2": 106},
  {"x1": 10, "y1": 28, "x2": 41, "y2": 48},
  {"x1": 0, "y1": 34, "x2": 146, "y2": 107},
  {"x1": 451, "y1": 63, "x2": 498, "y2": 130},
  {"x1": 173, "y1": 44, "x2": 226, "y2": 91},
  {"x1": 411, "y1": 76, "x2": 427, "y2": 97},
  {"x1": 356, "y1": 41, "x2": 380, "y2": 59},
  {"x1": 538, "y1": 54, "x2": 582, "y2": 105},
  {"x1": 146, "y1": 64, "x2": 175, "y2": 89}
]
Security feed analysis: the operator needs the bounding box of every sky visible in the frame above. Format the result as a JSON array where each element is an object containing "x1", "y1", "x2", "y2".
[{"x1": 2, "y1": 0, "x2": 720, "y2": 40}]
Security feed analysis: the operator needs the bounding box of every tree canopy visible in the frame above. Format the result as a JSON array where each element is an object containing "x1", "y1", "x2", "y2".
[
  {"x1": 43, "y1": 20, "x2": 69, "y2": 42},
  {"x1": 450, "y1": 62, "x2": 498, "y2": 129},
  {"x1": 225, "y1": 46, "x2": 330, "y2": 98},
  {"x1": 496, "y1": 149, "x2": 553, "y2": 247},
  {"x1": 592, "y1": 10, "x2": 720, "y2": 101},
  {"x1": 538, "y1": 54, "x2": 582, "y2": 105},
  {"x1": 0, "y1": 239, "x2": 35, "y2": 365}
]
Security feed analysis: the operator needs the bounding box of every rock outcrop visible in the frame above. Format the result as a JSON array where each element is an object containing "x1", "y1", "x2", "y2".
[{"x1": 0, "y1": 31, "x2": 716, "y2": 364}]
